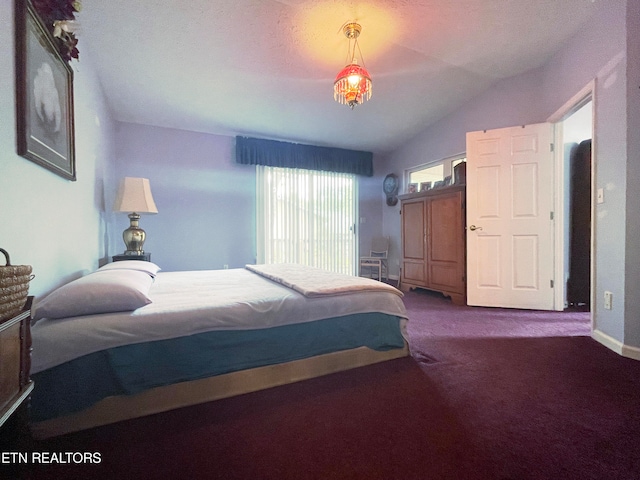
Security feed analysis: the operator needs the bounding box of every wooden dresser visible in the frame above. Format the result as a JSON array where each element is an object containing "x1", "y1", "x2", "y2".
[
  {"x1": 399, "y1": 185, "x2": 467, "y2": 305},
  {"x1": 0, "y1": 296, "x2": 34, "y2": 429}
]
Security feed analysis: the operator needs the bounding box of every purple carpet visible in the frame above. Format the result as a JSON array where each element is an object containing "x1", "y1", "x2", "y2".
[
  {"x1": 405, "y1": 288, "x2": 591, "y2": 339},
  {"x1": 6, "y1": 289, "x2": 640, "y2": 480}
]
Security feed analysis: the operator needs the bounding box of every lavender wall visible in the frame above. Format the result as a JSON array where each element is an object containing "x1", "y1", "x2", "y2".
[
  {"x1": 358, "y1": 159, "x2": 386, "y2": 265},
  {"x1": 109, "y1": 125, "x2": 255, "y2": 271},
  {"x1": 109, "y1": 123, "x2": 383, "y2": 272},
  {"x1": 0, "y1": 1, "x2": 115, "y2": 299},
  {"x1": 624, "y1": 0, "x2": 640, "y2": 349}
]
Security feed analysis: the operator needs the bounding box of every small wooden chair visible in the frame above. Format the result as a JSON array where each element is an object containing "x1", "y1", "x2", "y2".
[{"x1": 359, "y1": 236, "x2": 389, "y2": 281}]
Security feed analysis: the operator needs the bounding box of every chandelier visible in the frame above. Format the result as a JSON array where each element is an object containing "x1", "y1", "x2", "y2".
[{"x1": 333, "y1": 22, "x2": 372, "y2": 109}]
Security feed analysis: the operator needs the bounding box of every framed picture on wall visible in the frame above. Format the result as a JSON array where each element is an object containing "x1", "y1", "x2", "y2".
[{"x1": 15, "y1": 0, "x2": 76, "y2": 181}]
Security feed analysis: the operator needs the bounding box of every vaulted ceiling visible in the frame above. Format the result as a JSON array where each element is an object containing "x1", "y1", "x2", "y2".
[{"x1": 79, "y1": 0, "x2": 599, "y2": 154}]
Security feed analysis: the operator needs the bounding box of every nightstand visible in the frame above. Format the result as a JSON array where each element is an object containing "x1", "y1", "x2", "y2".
[
  {"x1": 112, "y1": 253, "x2": 151, "y2": 262},
  {"x1": 0, "y1": 297, "x2": 34, "y2": 429}
]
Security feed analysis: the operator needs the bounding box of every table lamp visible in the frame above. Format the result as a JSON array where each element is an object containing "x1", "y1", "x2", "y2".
[{"x1": 113, "y1": 177, "x2": 158, "y2": 255}]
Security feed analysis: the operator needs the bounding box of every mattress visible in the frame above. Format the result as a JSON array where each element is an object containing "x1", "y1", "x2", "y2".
[
  {"x1": 31, "y1": 267, "x2": 407, "y2": 373},
  {"x1": 29, "y1": 265, "x2": 409, "y2": 432}
]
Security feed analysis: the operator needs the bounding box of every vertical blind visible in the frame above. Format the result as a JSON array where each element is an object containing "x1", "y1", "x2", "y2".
[{"x1": 257, "y1": 165, "x2": 357, "y2": 275}]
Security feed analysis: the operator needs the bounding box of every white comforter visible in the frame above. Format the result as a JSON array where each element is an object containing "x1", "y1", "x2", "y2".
[
  {"x1": 245, "y1": 263, "x2": 403, "y2": 297},
  {"x1": 31, "y1": 267, "x2": 408, "y2": 374}
]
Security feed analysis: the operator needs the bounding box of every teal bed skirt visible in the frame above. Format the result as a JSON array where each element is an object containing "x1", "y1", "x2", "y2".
[{"x1": 31, "y1": 312, "x2": 405, "y2": 422}]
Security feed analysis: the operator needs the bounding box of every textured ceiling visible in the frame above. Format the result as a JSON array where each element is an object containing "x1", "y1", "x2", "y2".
[{"x1": 78, "y1": 0, "x2": 600, "y2": 154}]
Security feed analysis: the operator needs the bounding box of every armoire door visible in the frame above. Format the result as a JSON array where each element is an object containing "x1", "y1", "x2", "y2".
[
  {"x1": 428, "y1": 190, "x2": 464, "y2": 294},
  {"x1": 401, "y1": 198, "x2": 427, "y2": 285}
]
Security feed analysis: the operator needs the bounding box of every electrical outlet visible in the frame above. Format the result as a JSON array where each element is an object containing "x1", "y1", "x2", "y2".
[
  {"x1": 223, "y1": 264, "x2": 229, "y2": 270},
  {"x1": 604, "y1": 291, "x2": 613, "y2": 310}
]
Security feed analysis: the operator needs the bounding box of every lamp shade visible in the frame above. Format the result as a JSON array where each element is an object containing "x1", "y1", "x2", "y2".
[
  {"x1": 334, "y1": 62, "x2": 372, "y2": 108},
  {"x1": 113, "y1": 177, "x2": 158, "y2": 214}
]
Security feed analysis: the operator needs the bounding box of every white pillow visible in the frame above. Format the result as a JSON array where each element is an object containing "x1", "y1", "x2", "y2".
[
  {"x1": 98, "y1": 260, "x2": 161, "y2": 278},
  {"x1": 34, "y1": 269, "x2": 153, "y2": 320}
]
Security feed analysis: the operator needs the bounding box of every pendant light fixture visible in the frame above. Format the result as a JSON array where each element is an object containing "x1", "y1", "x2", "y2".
[{"x1": 333, "y1": 22, "x2": 372, "y2": 109}]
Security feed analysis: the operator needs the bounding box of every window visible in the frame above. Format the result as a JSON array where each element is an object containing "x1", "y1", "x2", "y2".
[
  {"x1": 406, "y1": 154, "x2": 466, "y2": 191},
  {"x1": 257, "y1": 165, "x2": 357, "y2": 275},
  {"x1": 409, "y1": 164, "x2": 444, "y2": 186}
]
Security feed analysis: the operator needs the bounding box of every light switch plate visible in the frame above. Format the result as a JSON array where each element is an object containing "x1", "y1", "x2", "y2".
[{"x1": 604, "y1": 291, "x2": 613, "y2": 310}]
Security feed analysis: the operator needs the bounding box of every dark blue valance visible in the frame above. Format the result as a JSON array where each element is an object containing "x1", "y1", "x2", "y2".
[{"x1": 235, "y1": 136, "x2": 373, "y2": 177}]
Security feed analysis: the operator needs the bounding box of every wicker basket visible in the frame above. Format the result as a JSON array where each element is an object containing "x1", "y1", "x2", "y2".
[{"x1": 0, "y1": 248, "x2": 33, "y2": 322}]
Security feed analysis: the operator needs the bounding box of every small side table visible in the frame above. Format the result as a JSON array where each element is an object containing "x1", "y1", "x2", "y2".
[
  {"x1": 0, "y1": 297, "x2": 34, "y2": 430},
  {"x1": 112, "y1": 253, "x2": 151, "y2": 262}
]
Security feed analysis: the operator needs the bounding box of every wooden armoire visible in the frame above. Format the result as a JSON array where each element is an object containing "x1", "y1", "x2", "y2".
[{"x1": 399, "y1": 185, "x2": 466, "y2": 305}]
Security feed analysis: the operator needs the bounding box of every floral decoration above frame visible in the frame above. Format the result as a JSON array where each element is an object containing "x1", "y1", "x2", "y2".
[{"x1": 31, "y1": 0, "x2": 81, "y2": 62}]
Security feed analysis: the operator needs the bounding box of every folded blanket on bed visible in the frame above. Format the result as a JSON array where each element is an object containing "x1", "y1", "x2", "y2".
[{"x1": 245, "y1": 263, "x2": 403, "y2": 298}]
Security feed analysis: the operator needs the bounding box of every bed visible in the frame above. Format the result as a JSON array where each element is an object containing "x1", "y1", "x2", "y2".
[{"x1": 29, "y1": 262, "x2": 409, "y2": 438}]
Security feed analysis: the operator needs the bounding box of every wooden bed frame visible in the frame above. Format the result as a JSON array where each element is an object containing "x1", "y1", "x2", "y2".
[{"x1": 30, "y1": 342, "x2": 409, "y2": 439}]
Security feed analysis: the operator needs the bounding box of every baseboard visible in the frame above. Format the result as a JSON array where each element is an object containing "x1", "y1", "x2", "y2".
[
  {"x1": 621, "y1": 344, "x2": 640, "y2": 361},
  {"x1": 592, "y1": 329, "x2": 640, "y2": 361}
]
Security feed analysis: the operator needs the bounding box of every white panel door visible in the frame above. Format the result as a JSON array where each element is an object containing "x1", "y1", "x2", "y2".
[{"x1": 466, "y1": 123, "x2": 555, "y2": 310}]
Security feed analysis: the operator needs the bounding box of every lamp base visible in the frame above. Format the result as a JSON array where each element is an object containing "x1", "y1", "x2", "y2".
[
  {"x1": 113, "y1": 253, "x2": 151, "y2": 262},
  {"x1": 122, "y1": 212, "x2": 146, "y2": 255}
]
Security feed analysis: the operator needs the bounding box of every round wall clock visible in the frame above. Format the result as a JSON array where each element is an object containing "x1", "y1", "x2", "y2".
[
  {"x1": 383, "y1": 174, "x2": 399, "y2": 195},
  {"x1": 383, "y1": 174, "x2": 399, "y2": 206}
]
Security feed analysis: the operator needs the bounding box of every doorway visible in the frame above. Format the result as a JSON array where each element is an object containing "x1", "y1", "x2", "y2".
[
  {"x1": 560, "y1": 100, "x2": 593, "y2": 310},
  {"x1": 548, "y1": 81, "x2": 595, "y2": 314}
]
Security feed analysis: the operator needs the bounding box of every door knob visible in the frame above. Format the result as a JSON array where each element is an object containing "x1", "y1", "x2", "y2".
[{"x1": 469, "y1": 225, "x2": 483, "y2": 231}]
